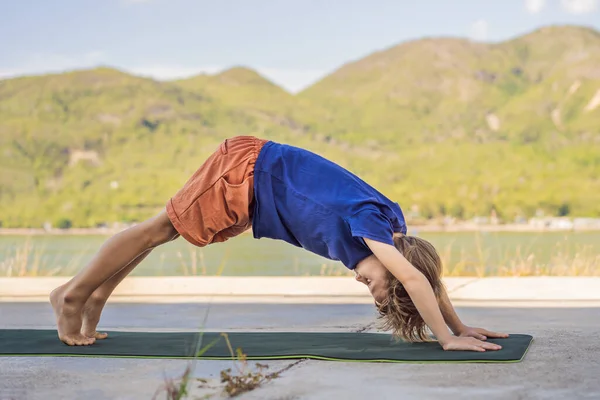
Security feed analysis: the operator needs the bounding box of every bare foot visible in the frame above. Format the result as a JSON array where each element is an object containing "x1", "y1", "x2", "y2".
[
  {"x1": 81, "y1": 296, "x2": 109, "y2": 340},
  {"x1": 50, "y1": 286, "x2": 96, "y2": 346}
]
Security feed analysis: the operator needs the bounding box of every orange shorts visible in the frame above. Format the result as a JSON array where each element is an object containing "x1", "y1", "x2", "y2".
[{"x1": 166, "y1": 136, "x2": 268, "y2": 247}]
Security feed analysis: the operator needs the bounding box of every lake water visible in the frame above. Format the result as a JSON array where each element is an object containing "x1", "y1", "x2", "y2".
[{"x1": 1, "y1": 231, "x2": 599, "y2": 277}]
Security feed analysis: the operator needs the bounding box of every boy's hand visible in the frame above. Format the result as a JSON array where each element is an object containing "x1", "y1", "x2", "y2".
[
  {"x1": 441, "y1": 336, "x2": 502, "y2": 352},
  {"x1": 458, "y1": 326, "x2": 509, "y2": 341}
]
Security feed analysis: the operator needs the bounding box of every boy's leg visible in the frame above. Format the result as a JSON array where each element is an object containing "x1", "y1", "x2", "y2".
[
  {"x1": 81, "y1": 248, "x2": 152, "y2": 339},
  {"x1": 81, "y1": 229, "x2": 179, "y2": 339},
  {"x1": 50, "y1": 209, "x2": 178, "y2": 345}
]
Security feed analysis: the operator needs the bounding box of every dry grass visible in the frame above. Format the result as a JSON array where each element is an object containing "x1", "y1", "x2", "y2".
[
  {"x1": 153, "y1": 332, "x2": 300, "y2": 399},
  {"x1": 176, "y1": 248, "x2": 230, "y2": 276},
  {"x1": 2, "y1": 236, "x2": 599, "y2": 277},
  {"x1": 210, "y1": 333, "x2": 290, "y2": 397},
  {"x1": 151, "y1": 302, "x2": 291, "y2": 400},
  {"x1": 440, "y1": 235, "x2": 600, "y2": 277},
  {"x1": 175, "y1": 247, "x2": 352, "y2": 277},
  {"x1": 0, "y1": 237, "x2": 88, "y2": 277}
]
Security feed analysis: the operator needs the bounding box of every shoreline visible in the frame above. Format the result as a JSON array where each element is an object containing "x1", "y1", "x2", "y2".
[{"x1": 2, "y1": 224, "x2": 600, "y2": 236}]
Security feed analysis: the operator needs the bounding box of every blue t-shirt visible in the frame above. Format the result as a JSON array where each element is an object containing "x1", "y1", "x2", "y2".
[{"x1": 252, "y1": 141, "x2": 407, "y2": 270}]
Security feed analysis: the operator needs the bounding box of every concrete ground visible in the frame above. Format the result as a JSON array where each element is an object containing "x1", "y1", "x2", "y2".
[{"x1": 1, "y1": 301, "x2": 599, "y2": 400}]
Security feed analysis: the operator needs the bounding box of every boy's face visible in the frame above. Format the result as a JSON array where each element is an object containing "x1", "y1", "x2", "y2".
[{"x1": 354, "y1": 256, "x2": 389, "y2": 303}]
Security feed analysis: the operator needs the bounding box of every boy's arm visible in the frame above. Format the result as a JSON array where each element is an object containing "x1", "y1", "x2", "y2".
[
  {"x1": 363, "y1": 239, "x2": 452, "y2": 344},
  {"x1": 363, "y1": 238, "x2": 501, "y2": 352},
  {"x1": 439, "y1": 289, "x2": 509, "y2": 339},
  {"x1": 438, "y1": 288, "x2": 467, "y2": 335}
]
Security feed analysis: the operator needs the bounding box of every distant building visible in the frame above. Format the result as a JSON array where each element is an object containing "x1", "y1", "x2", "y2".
[
  {"x1": 573, "y1": 218, "x2": 600, "y2": 230},
  {"x1": 528, "y1": 217, "x2": 600, "y2": 231}
]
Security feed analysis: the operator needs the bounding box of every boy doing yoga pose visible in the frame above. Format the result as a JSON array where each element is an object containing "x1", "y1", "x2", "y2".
[{"x1": 51, "y1": 136, "x2": 507, "y2": 349}]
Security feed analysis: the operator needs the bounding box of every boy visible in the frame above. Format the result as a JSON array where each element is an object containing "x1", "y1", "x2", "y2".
[{"x1": 51, "y1": 136, "x2": 507, "y2": 350}]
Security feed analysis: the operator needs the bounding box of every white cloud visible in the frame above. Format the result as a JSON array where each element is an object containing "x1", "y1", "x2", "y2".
[
  {"x1": 470, "y1": 19, "x2": 489, "y2": 41},
  {"x1": 0, "y1": 56, "x2": 326, "y2": 93},
  {"x1": 255, "y1": 67, "x2": 327, "y2": 93},
  {"x1": 128, "y1": 64, "x2": 326, "y2": 93},
  {"x1": 127, "y1": 65, "x2": 221, "y2": 80},
  {"x1": 561, "y1": 0, "x2": 598, "y2": 14},
  {"x1": 525, "y1": 0, "x2": 546, "y2": 14},
  {"x1": 0, "y1": 69, "x2": 20, "y2": 79},
  {"x1": 0, "y1": 51, "x2": 107, "y2": 80}
]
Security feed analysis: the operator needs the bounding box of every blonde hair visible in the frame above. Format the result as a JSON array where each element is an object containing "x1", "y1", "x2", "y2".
[{"x1": 376, "y1": 233, "x2": 445, "y2": 342}]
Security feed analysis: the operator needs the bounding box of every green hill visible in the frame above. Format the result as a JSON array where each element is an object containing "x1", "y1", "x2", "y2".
[
  {"x1": 0, "y1": 67, "x2": 325, "y2": 227},
  {"x1": 299, "y1": 25, "x2": 600, "y2": 220},
  {"x1": 1, "y1": 26, "x2": 599, "y2": 228},
  {"x1": 300, "y1": 26, "x2": 600, "y2": 142}
]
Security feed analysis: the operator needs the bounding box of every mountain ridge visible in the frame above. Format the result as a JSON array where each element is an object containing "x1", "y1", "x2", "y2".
[{"x1": 1, "y1": 25, "x2": 599, "y2": 227}]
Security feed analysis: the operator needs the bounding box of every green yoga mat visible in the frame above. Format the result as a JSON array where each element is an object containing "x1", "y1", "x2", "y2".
[{"x1": 0, "y1": 330, "x2": 532, "y2": 363}]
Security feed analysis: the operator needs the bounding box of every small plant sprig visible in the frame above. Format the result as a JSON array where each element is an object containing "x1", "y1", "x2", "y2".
[{"x1": 211, "y1": 333, "x2": 282, "y2": 398}]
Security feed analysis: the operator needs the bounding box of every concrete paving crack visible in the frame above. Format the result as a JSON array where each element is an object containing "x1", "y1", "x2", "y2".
[
  {"x1": 446, "y1": 278, "x2": 479, "y2": 294},
  {"x1": 273, "y1": 359, "x2": 307, "y2": 377},
  {"x1": 241, "y1": 359, "x2": 307, "y2": 398}
]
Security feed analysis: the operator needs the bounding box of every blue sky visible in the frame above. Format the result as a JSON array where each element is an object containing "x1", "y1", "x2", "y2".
[{"x1": 1, "y1": 0, "x2": 599, "y2": 92}]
